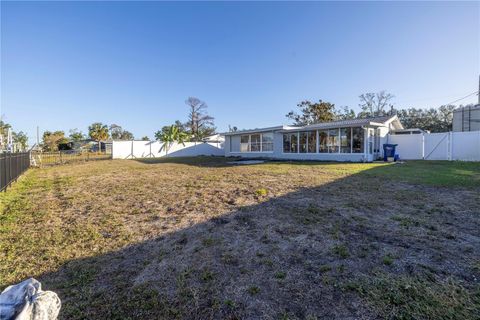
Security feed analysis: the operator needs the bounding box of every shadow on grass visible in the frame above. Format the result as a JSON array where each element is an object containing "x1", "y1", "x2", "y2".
[
  {"x1": 7, "y1": 161, "x2": 480, "y2": 319},
  {"x1": 134, "y1": 155, "x2": 378, "y2": 168}
]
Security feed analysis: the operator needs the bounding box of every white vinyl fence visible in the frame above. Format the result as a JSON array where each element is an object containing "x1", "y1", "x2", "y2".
[
  {"x1": 388, "y1": 131, "x2": 480, "y2": 161},
  {"x1": 112, "y1": 140, "x2": 224, "y2": 159}
]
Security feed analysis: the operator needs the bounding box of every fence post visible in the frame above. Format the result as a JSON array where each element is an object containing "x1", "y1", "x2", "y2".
[
  {"x1": 421, "y1": 133, "x2": 425, "y2": 159},
  {"x1": 448, "y1": 132, "x2": 452, "y2": 161}
]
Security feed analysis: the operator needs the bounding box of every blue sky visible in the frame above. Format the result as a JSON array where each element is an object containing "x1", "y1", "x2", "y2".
[{"x1": 1, "y1": 1, "x2": 479, "y2": 141}]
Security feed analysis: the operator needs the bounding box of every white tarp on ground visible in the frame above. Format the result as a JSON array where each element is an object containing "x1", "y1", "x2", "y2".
[
  {"x1": 112, "y1": 141, "x2": 224, "y2": 159},
  {"x1": 0, "y1": 278, "x2": 61, "y2": 320},
  {"x1": 387, "y1": 131, "x2": 480, "y2": 161}
]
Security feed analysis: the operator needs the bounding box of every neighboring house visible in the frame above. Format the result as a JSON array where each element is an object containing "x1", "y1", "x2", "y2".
[
  {"x1": 224, "y1": 115, "x2": 403, "y2": 162},
  {"x1": 202, "y1": 134, "x2": 225, "y2": 143},
  {"x1": 57, "y1": 139, "x2": 112, "y2": 153},
  {"x1": 453, "y1": 104, "x2": 480, "y2": 132},
  {"x1": 202, "y1": 134, "x2": 225, "y2": 148}
]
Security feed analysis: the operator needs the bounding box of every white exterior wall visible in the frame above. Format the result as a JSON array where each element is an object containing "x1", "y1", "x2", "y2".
[
  {"x1": 378, "y1": 126, "x2": 391, "y2": 158},
  {"x1": 226, "y1": 130, "x2": 368, "y2": 162},
  {"x1": 112, "y1": 141, "x2": 224, "y2": 159}
]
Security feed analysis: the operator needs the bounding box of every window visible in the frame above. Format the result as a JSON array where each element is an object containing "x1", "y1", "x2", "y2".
[
  {"x1": 319, "y1": 131, "x2": 328, "y2": 153},
  {"x1": 283, "y1": 133, "x2": 298, "y2": 153},
  {"x1": 283, "y1": 134, "x2": 291, "y2": 153},
  {"x1": 290, "y1": 133, "x2": 298, "y2": 153},
  {"x1": 352, "y1": 127, "x2": 364, "y2": 153},
  {"x1": 262, "y1": 132, "x2": 273, "y2": 151},
  {"x1": 240, "y1": 135, "x2": 250, "y2": 152},
  {"x1": 307, "y1": 131, "x2": 316, "y2": 153},
  {"x1": 299, "y1": 132, "x2": 308, "y2": 153},
  {"x1": 251, "y1": 134, "x2": 261, "y2": 152},
  {"x1": 327, "y1": 129, "x2": 339, "y2": 153},
  {"x1": 340, "y1": 128, "x2": 352, "y2": 153},
  {"x1": 239, "y1": 132, "x2": 274, "y2": 153}
]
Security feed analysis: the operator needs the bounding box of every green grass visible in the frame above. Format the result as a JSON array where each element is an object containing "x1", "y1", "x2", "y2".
[
  {"x1": 255, "y1": 188, "x2": 268, "y2": 197},
  {"x1": 359, "y1": 275, "x2": 479, "y2": 320},
  {"x1": 366, "y1": 161, "x2": 480, "y2": 187},
  {"x1": 332, "y1": 244, "x2": 350, "y2": 259},
  {"x1": 382, "y1": 254, "x2": 395, "y2": 266},
  {"x1": 247, "y1": 285, "x2": 260, "y2": 295}
]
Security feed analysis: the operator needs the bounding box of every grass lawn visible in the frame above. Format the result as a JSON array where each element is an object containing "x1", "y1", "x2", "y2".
[{"x1": 1, "y1": 157, "x2": 479, "y2": 319}]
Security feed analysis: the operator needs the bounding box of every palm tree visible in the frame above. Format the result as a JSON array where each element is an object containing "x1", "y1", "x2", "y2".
[
  {"x1": 157, "y1": 125, "x2": 189, "y2": 155},
  {"x1": 88, "y1": 122, "x2": 109, "y2": 152}
]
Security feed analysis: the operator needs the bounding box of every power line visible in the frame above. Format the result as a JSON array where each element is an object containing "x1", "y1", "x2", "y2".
[{"x1": 444, "y1": 90, "x2": 479, "y2": 106}]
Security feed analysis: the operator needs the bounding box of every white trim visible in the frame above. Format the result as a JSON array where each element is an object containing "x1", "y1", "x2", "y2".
[
  {"x1": 237, "y1": 132, "x2": 274, "y2": 154},
  {"x1": 282, "y1": 128, "x2": 365, "y2": 155}
]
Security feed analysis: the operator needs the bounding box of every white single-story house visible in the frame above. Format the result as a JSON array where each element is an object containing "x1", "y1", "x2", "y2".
[{"x1": 224, "y1": 115, "x2": 404, "y2": 162}]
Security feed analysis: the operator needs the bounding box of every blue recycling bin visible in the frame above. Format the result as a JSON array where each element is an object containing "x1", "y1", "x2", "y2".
[{"x1": 383, "y1": 144, "x2": 398, "y2": 162}]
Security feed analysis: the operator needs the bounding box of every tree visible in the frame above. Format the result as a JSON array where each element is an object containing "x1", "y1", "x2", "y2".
[
  {"x1": 437, "y1": 105, "x2": 456, "y2": 131},
  {"x1": 42, "y1": 131, "x2": 68, "y2": 151},
  {"x1": 185, "y1": 97, "x2": 215, "y2": 141},
  {"x1": 0, "y1": 119, "x2": 12, "y2": 150},
  {"x1": 109, "y1": 124, "x2": 134, "y2": 140},
  {"x1": 12, "y1": 131, "x2": 28, "y2": 151},
  {"x1": 141, "y1": 136, "x2": 149, "y2": 141},
  {"x1": 88, "y1": 122, "x2": 109, "y2": 151},
  {"x1": 117, "y1": 130, "x2": 133, "y2": 140},
  {"x1": 0, "y1": 120, "x2": 11, "y2": 137},
  {"x1": 396, "y1": 104, "x2": 456, "y2": 132},
  {"x1": 155, "y1": 125, "x2": 189, "y2": 155},
  {"x1": 286, "y1": 100, "x2": 336, "y2": 125},
  {"x1": 1, "y1": 118, "x2": 29, "y2": 151},
  {"x1": 109, "y1": 124, "x2": 122, "y2": 140},
  {"x1": 358, "y1": 91, "x2": 395, "y2": 118},
  {"x1": 155, "y1": 120, "x2": 188, "y2": 141},
  {"x1": 335, "y1": 106, "x2": 356, "y2": 120},
  {"x1": 69, "y1": 129, "x2": 85, "y2": 142}
]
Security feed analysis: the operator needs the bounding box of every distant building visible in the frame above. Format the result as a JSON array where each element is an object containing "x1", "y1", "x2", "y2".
[{"x1": 453, "y1": 104, "x2": 480, "y2": 132}]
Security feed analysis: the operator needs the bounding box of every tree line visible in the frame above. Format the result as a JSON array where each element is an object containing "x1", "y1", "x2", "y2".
[
  {"x1": 42, "y1": 97, "x2": 216, "y2": 151},
  {"x1": 286, "y1": 90, "x2": 469, "y2": 133},
  {"x1": 0, "y1": 118, "x2": 29, "y2": 151},
  {"x1": 40, "y1": 123, "x2": 141, "y2": 152},
  {"x1": 2, "y1": 92, "x2": 473, "y2": 152}
]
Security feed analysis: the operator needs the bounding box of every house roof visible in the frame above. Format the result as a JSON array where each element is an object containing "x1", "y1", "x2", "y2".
[
  {"x1": 287, "y1": 115, "x2": 403, "y2": 131},
  {"x1": 202, "y1": 134, "x2": 225, "y2": 142},
  {"x1": 224, "y1": 115, "x2": 403, "y2": 136},
  {"x1": 223, "y1": 125, "x2": 293, "y2": 136}
]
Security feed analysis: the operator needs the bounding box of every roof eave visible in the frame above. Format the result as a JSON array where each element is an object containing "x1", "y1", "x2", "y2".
[{"x1": 222, "y1": 125, "x2": 288, "y2": 136}]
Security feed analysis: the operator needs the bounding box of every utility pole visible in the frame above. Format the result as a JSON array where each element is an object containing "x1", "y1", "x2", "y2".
[{"x1": 36, "y1": 126, "x2": 39, "y2": 146}]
